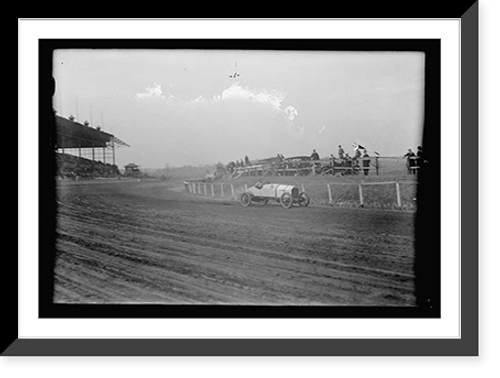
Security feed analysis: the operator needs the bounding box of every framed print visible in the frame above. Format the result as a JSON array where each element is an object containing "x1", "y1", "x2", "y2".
[{"x1": 10, "y1": 10, "x2": 478, "y2": 356}]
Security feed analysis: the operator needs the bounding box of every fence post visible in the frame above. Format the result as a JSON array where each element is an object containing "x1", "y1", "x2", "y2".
[
  {"x1": 211, "y1": 183, "x2": 215, "y2": 197},
  {"x1": 327, "y1": 184, "x2": 333, "y2": 204},
  {"x1": 375, "y1": 157, "x2": 379, "y2": 175},
  {"x1": 231, "y1": 184, "x2": 236, "y2": 200},
  {"x1": 203, "y1": 183, "x2": 207, "y2": 196},
  {"x1": 220, "y1": 183, "x2": 224, "y2": 198},
  {"x1": 358, "y1": 184, "x2": 364, "y2": 207},
  {"x1": 395, "y1": 182, "x2": 402, "y2": 208}
]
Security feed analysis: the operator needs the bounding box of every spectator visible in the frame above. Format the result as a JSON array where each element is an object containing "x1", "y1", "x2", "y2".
[
  {"x1": 245, "y1": 155, "x2": 250, "y2": 166},
  {"x1": 338, "y1": 145, "x2": 345, "y2": 159},
  {"x1": 362, "y1": 150, "x2": 370, "y2": 176},
  {"x1": 311, "y1": 149, "x2": 320, "y2": 160},
  {"x1": 417, "y1": 146, "x2": 423, "y2": 157},
  {"x1": 353, "y1": 147, "x2": 362, "y2": 168},
  {"x1": 344, "y1": 153, "x2": 352, "y2": 174},
  {"x1": 416, "y1": 146, "x2": 423, "y2": 167},
  {"x1": 404, "y1": 148, "x2": 416, "y2": 174}
]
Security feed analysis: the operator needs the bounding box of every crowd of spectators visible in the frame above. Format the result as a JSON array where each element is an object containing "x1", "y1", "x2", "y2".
[
  {"x1": 224, "y1": 143, "x2": 427, "y2": 177},
  {"x1": 56, "y1": 153, "x2": 120, "y2": 180},
  {"x1": 403, "y1": 146, "x2": 425, "y2": 174},
  {"x1": 322, "y1": 145, "x2": 373, "y2": 176}
]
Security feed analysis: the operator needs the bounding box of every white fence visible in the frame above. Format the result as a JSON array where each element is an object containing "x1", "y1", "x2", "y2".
[{"x1": 185, "y1": 180, "x2": 417, "y2": 211}]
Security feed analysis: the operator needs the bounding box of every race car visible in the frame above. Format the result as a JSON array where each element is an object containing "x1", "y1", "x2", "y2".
[{"x1": 239, "y1": 181, "x2": 310, "y2": 209}]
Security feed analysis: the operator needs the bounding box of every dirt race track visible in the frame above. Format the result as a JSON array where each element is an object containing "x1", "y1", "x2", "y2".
[{"x1": 54, "y1": 179, "x2": 416, "y2": 306}]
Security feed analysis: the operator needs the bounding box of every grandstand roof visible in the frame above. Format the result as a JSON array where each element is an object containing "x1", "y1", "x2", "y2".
[{"x1": 56, "y1": 115, "x2": 129, "y2": 149}]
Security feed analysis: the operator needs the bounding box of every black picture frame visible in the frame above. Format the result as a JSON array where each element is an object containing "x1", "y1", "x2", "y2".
[{"x1": 9, "y1": 8, "x2": 479, "y2": 357}]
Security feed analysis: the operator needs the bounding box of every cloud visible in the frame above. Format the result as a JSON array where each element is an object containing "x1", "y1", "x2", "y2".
[
  {"x1": 283, "y1": 105, "x2": 298, "y2": 121},
  {"x1": 192, "y1": 83, "x2": 298, "y2": 122},
  {"x1": 135, "y1": 82, "x2": 174, "y2": 100},
  {"x1": 218, "y1": 83, "x2": 253, "y2": 102},
  {"x1": 191, "y1": 95, "x2": 205, "y2": 103},
  {"x1": 137, "y1": 82, "x2": 299, "y2": 124},
  {"x1": 218, "y1": 83, "x2": 285, "y2": 112}
]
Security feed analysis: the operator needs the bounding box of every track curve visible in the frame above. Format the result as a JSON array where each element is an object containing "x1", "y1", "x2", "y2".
[{"x1": 54, "y1": 180, "x2": 416, "y2": 305}]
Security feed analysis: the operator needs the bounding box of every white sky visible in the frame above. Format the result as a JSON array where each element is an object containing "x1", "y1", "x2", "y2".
[{"x1": 53, "y1": 49, "x2": 424, "y2": 168}]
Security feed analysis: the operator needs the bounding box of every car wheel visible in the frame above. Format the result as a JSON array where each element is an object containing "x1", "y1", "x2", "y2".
[
  {"x1": 280, "y1": 192, "x2": 293, "y2": 209},
  {"x1": 240, "y1": 192, "x2": 252, "y2": 207},
  {"x1": 298, "y1": 192, "x2": 310, "y2": 207}
]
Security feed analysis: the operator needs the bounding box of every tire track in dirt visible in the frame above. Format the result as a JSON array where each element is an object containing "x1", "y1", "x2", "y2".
[{"x1": 54, "y1": 180, "x2": 416, "y2": 305}]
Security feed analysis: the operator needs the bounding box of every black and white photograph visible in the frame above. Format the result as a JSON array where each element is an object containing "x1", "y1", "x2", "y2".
[
  {"x1": 40, "y1": 40, "x2": 441, "y2": 317},
  {"x1": 12, "y1": 10, "x2": 487, "y2": 366}
]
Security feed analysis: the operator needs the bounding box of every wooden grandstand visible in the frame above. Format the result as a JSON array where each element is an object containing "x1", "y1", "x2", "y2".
[{"x1": 55, "y1": 115, "x2": 129, "y2": 179}]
